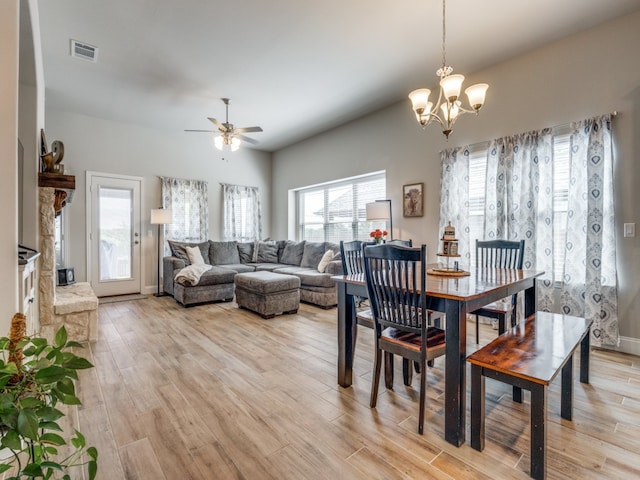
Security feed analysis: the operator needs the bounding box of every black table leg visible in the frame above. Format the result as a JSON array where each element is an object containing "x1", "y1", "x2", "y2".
[
  {"x1": 580, "y1": 331, "x2": 590, "y2": 384},
  {"x1": 337, "y1": 282, "x2": 355, "y2": 387},
  {"x1": 530, "y1": 383, "x2": 547, "y2": 480},
  {"x1": 561, "y1": 355, "x2": 573, "y2": 421},
  {"x1": 470, "y1": 364, "x2": 485, "y2": 452},
  {"x1": 444, "y1": 299, "x2": 466, "y2": 446}
]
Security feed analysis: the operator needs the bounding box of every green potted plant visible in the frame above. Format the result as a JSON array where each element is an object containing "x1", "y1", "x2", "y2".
[{"x1": 0, "y1": 313, "x2": 97, "y2": 479}]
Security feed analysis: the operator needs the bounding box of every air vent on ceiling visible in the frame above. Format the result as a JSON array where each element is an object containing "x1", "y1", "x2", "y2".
[{"x1": 70, "y1": 39, "x2": 98, "y2": 63}]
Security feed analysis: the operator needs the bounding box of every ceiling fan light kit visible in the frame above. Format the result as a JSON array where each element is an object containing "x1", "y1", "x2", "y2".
[
  {"x1": 185, "y1": 98, "x2": 263, "y2": 152},
  {"x1": 408, "y1": 0, "x2": 488, "y2": 139}
]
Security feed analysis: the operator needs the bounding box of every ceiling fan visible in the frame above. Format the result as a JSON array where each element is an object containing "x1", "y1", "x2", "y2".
[{"x1": 185, "y1": 98, "x2": 263, "y2": 151}]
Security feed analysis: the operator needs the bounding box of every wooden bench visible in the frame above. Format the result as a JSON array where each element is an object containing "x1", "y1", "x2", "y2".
[{"x1": 467, "y1": 312, "x2": 592, "y2": 480}]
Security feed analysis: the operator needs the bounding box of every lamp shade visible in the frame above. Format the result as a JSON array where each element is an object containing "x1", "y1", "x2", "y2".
[
  {"x1": 366, "y1": 201, "x2": 391, "y2": 221},
  {"x1": 150, "y1": 208, "x2": 172, "y2": 225}
]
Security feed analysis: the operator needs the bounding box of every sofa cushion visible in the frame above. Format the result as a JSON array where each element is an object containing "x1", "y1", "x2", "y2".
[
  {"x1": 218, "y1": 264, "x2": 256, "y2": 274},
  {"x1": 177, "y1": 266, "x2": 236, "y2": 287},
  {"x1": 272, "y1": 266, "x2": 336, "y2": 288},
  {"x1": 168, "y1": 240, "x2": 210, "y2": 265},
  {"x1": 237, "y1": 242, "x2": 255, "y2": 263},
  {"x1": 251, "y1": 263, "x2": 285, "y2": 272},
  {"x1": 300, "y1": 242, "x2": 327, "y2": 269},
  {"x1": 255, "y1": 241, "x2": 279, "y2": 263},
  {"x1": 210, "y1": 241, "x2": 240, "y2": 265},
  {"x1": 280, "y1": 240, "x2": 306, "y2": 265}
]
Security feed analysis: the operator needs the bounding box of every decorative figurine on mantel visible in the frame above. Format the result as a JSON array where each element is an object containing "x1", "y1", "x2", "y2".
[{"x1": 428, "y1": 221, "x2": 470, "y2": 276}]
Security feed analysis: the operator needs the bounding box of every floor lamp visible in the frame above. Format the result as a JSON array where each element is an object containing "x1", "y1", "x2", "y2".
[
  {"x1": 150, "y1": 208, "x2": 172, "y2": 297},
  {"x1": 366, "y1": 200, "x2": 393, "y2": 240}
]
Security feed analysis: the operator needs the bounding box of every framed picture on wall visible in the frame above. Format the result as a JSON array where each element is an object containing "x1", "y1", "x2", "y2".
[{"x1": 403, "y1": 182, "x2": 424, "y2": 217}]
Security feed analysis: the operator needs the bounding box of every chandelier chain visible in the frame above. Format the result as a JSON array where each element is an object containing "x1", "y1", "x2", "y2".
[{"x1": 441, "y1": 0, "x2": 446, "y2": 69}]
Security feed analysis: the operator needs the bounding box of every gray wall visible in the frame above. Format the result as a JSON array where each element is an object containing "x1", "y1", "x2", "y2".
[
  {"x1": 44, "y1": 110, "x2": 272, "y2": 293},
  {"x1": 272, "y1": 11, "x2": 640, "y2": 354}
]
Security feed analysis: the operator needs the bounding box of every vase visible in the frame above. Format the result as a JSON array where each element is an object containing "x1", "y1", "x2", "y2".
[{"x1": 375, "y1": 238, "x2": 383, "y2": 245}]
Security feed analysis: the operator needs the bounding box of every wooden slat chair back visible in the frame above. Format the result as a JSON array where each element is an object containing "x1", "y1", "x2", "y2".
[
  {"x1": 472, "y1": 239, "x2": 525, "y2": 343},
  {"x1": 362, "y1": 244, "x2": 446, "y2": 434}
]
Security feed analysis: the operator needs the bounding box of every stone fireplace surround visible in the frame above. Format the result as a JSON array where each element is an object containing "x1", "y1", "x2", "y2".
[{"x1": 38, "y1": 187, "x2": 98, "y2": 342}]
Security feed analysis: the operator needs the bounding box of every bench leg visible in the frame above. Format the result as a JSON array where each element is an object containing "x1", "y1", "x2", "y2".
[
  {"x1": 580, "y1": 332, "x2": 590, "y2": 384},
  {"x1": 470, "y1": 364, "x2": 485, "y2": 452},
  {"x1": 530, "y1": 384, "x2": 547, "y2": 480},
  {"x1": 561, "y1": 355, "x2": 574, "y2": 421}
]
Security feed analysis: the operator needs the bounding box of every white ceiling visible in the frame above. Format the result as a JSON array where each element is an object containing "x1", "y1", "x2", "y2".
[{"x1": 37, "y1": 0, "x2": 640, "y2": 152}]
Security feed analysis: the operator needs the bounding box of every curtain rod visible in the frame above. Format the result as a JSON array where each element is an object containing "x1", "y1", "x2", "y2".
[{"x1": 219, "y1": 182, "x2": 260, "y2": 189}]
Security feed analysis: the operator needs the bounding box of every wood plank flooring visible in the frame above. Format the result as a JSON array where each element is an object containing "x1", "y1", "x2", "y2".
[{"x1": 66, "y1": 296, "x2": 640, "y2": 479}]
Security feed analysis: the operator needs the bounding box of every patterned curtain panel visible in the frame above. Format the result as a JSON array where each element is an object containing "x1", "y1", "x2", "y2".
[
  {"x1": 221, "y1": 183, "x2": 262, "y2": 242},
  {"x1": 439, "y1": 146, "x2": 471, "y2": 264},
  {"x1": 484, "y1": 130, "x2": 556, "y2": 314},
  {"x1": 439, "y1": 115, "x2": 618, "y2": 347},
  {"x1": 560, "y1": 115, "x2": 618, "y2": 347},
  {"x1": 161, "y1": 177, "x2": 209, "y2": 252}
]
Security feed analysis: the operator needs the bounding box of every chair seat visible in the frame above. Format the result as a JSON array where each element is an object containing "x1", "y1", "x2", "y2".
[
  {"x1": 382, "y1": 326, "x2": 446, "y2": 350},
  {"x1": 472, "y1": 301, "x2": 512, "y2": 317},
  {"x1": 356, "y1": 309, "x2": 374, "y2": 328}
]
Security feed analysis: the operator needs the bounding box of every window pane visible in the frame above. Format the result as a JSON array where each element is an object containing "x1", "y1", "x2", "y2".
[
  {"x1": 99, "y1": 187, "x2": 132, "y2": 281},
  {"x1": 297, "y1": 172, "x2": 386, "y2": 242}
]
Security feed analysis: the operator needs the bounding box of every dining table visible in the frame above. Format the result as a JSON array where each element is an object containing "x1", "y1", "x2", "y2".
[{"x1": 332, "y1": 265, "x2": 544, "y2": 447}]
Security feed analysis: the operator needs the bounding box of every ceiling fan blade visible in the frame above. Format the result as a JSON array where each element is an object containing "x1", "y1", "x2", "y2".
[
  {"x1": 237, "y1": 134, "x2": 259, "y2": 145},
  {"x1": 207, "y1": 117, "x2": 225, "y2": 130},
  {"x1": 184, "y1": 129, "x2": 216, "y2": 133},
  {"x1": 234, "y1": 126, "x2": 263, "y2": 134}
]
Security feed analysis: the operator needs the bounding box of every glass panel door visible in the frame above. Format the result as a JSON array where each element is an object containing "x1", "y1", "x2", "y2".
[{"x1": 88, "y1": 173, "x2": 141, "y2": 297}]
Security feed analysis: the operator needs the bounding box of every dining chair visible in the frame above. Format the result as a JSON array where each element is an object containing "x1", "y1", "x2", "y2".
[
  {"x1": 471, "y1": 239, "x2": 525, "y2": 344},
  {"x1": 341, "y1": 239, "x2": 413, "y2": 386},
  {"x1": 363, "y1": 243, "x2": 446, "y2": 434}
]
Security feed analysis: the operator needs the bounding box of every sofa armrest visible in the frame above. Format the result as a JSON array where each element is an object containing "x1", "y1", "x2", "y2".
[
  {"x1": 163, "y1": 256, "x2": 186, "y2": 295},
  {"x1": 324, "y1": 259, "x2": 344, "y2": 276}
]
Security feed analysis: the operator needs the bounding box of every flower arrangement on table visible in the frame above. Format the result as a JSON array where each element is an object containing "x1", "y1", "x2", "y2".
[{"x1": 370, "y1": 229, "x2": 388, "y2": 244}]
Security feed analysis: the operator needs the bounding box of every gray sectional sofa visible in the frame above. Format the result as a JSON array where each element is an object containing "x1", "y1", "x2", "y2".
[{"x1": 163, "y1": 239, "x2": 343, "y2": 308}]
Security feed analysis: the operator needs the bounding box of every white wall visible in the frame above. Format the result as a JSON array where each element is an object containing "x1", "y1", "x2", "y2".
[
  {"x1": 44, "y1": 110, "x2": 272, "y2": 293},
  {"x1": 272, "y1": 11, "x2": 640, "y2": 353},
  {"x1": 1, "y1": 0, "x2": 20, "y2": 335}
]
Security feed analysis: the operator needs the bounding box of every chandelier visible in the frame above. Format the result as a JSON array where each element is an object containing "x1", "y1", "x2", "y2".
[{"x1": 408, "y1": 0, "x2": 488, "y2": 138}]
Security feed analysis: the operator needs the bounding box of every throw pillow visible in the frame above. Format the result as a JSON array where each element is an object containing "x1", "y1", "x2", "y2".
[
  {"x1": 280, "y1": 240, "x2": 306, "y2": 265},
  {"x1": 256, "y1": 240, "x2": 278, "y2": 263},
  {"x1": 237, "y1": 242, "x2": 254, "y2": 263},
  {"x1": 317, "y1": 250, "x2": 335, "y2": 273},
  {"x1": 300, "y1": 242, "x2": 326, "y2": 269},
  {"x1": 185, "y1": 245, "x2": 205, "y2": 265},
  {"x1": 210, "y1": 241, "x2": 240, "y2": 265}
]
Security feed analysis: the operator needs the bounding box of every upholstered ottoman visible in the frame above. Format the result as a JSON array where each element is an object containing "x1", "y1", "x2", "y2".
[{"x1": 235, "y1": 271, "x2": 300, "y2": 319}]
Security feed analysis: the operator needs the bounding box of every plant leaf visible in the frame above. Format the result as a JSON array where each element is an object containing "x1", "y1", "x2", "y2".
[
  {"x1": 60, "y1": 394, "x2": 81, "y2": 406},
  {"x1": 37, "y1": 406, "x2": 64, "y2": 422},
  {"x1": 0, "y1": 429, "x2": 22, "y2": 450},
  {"x1": 56, "y1": 377, "x2": 76, "y2": 396},
  {"x1": 40, "y1": 433, "x2": 66, "y2": 445},
  {"x1": 40, "y1": 461, "x2": 63, "y2": 470},
  {"x1": 35, "y1": 366, "x2": 67, "y2": 384},
  {"x1": 17, "y1": 409, "x2": 39, "y2": 440},
  {"x1": 61, "y1": 356, "x2": 94, "y2": 370},
  {"x1": 88, "y1": 459, "x2": 98, "y2": 480},
  {"x1": 23, "y1": 463, "x2": 44, "y2": 477},
  {"x1": 54, "y1": 326, "x2": 68, "y2": 348},
  {"x1": 39, "y1": 421, "x2": 63, "y2": 431},
  {"x1": 65, "y1": 341, "x2": 84, "y2": 349},
  {"x1": 0, "y1": 464, "x2": 12, "y2": 473},
  {"x1": 19, "y1": 397, "x2": 43, "y2": 409},
  {"x1": 87, "y1": 445, "x2": 98, "y2": 460}
]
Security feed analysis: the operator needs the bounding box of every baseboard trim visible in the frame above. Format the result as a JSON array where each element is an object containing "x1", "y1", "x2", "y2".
[{"x1": 603, "y1": 335, "x2": 640, "y2": 356}]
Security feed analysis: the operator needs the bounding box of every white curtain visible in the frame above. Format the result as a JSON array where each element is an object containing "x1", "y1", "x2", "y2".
[
  {"x1": 439, "y1": 115, "x2": 618, "y2": 347},
  {"x1": 161, "y1": 177, "x2": 208, "y2": 251},
  {"x1": 221, "y1": 183, "x2": 262, "y2": 242}
]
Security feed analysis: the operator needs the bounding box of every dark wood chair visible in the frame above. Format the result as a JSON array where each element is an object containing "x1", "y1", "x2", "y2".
[
  {"x1": 471, "y1": 239, "x2": 525, "y2": 344},
  {"x1": 362, "y1": 243, "x2": 446, "y2": 434}
]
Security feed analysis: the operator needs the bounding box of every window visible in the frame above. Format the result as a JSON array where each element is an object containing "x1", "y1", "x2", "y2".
[
  {"x1": 54, "y1": 210, "x2": 65, "y2": 268},
  {"x1": 467, "y1": 130, "x2": 570, "y2": 281},
  {"x1": 296, "y1": 172, "x2": 386, "y2": 242},
  {"x1": 222, "y1": 184, "x2": 262, "y2": 242},
  {"x1": 161, "y1": 177, "x2": 209, "y2": 246}
]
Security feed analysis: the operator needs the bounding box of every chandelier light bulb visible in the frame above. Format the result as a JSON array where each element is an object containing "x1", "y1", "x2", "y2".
[
  {"x1": 409, "y1": 88, "x2": 431, "y2": 115},
  {"x1": 440, "y1": 74, "x2": 464, "y2": 103},
  {"x1": 465, "y1": 83, "x2": 489, "y2": 111},
  {"x1": 214, "y1": 135, "x2": 224, "y2": 150}
]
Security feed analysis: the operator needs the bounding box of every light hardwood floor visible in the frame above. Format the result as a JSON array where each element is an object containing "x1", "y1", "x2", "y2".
[{"x1": 68, "y1": 296, "x2": 640, "y2": 479}]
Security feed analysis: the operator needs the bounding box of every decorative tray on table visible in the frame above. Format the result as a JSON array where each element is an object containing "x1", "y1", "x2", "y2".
[{"x1": 427, "y1": 267, "x2": 470, "y2": 277}]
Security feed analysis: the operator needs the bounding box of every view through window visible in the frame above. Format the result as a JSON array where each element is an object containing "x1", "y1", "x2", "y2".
[{"x1": 297, "y1": 172, "x2": 386, "y2": 243}]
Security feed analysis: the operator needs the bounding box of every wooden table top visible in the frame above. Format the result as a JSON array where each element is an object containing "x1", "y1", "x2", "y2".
[
  {"x1": 466, "y1": 311, "x2": 593, "y2": 385},
  {"x1": 333, "y1": 266, "x2": 544, "y2": 302}
]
